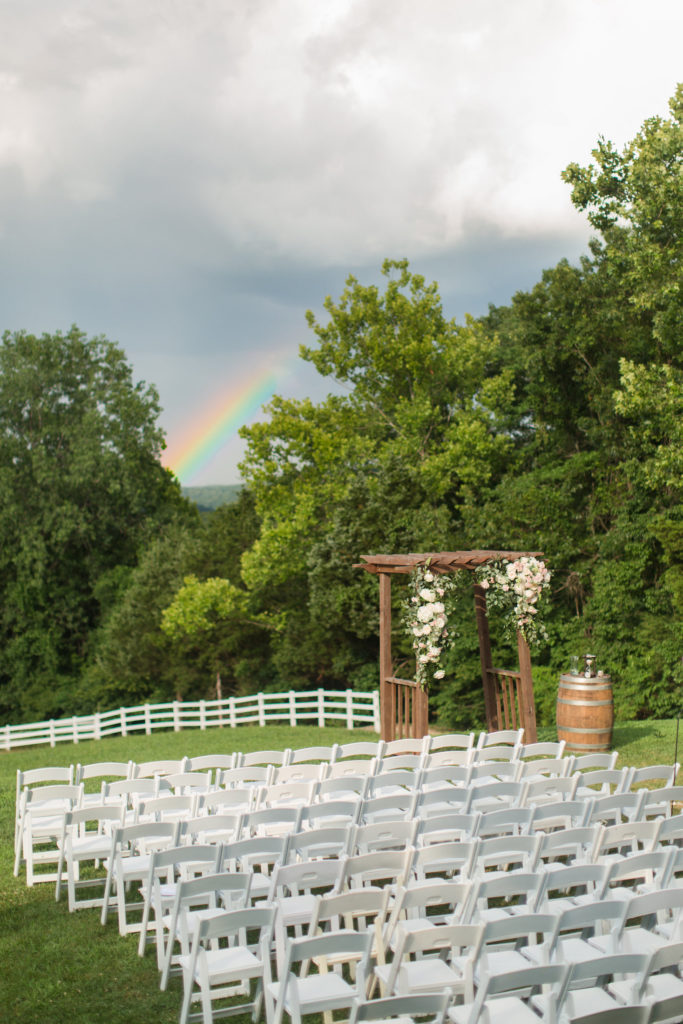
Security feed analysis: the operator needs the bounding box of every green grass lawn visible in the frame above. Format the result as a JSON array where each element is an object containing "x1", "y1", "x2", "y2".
[{"x1": 1, "y1": 719, "x2": 681, "y2": 1024}]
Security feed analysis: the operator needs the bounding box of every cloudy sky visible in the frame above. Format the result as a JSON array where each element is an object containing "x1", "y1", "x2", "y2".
[{"x1": 1, "y1": 1, "x2": 681, "y2": 484}]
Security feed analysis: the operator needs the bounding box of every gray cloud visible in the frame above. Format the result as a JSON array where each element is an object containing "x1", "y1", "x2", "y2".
[{"x1": 0, "y1": 0, "x2": 680, "y2": 481}]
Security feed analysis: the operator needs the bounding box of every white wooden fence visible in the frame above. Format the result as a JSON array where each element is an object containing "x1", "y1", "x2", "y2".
[{"x1": 1, "y1": 689, "x2": 381, "y2": 751}]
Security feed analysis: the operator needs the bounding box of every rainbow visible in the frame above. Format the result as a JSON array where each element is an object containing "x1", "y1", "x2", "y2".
[{"x1": 164, "y1": 364, "x2": 285, "y2": 484}]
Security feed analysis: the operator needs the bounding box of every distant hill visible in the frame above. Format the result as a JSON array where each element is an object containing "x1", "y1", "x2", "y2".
[{"x1": 182, "y1": 484, "x2": 242, "y2": 511}]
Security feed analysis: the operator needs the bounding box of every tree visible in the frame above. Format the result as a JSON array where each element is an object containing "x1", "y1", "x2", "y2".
[
  {"x1": 0, "y1": 326, "x2": 189, "y2": 722},
  {"x1": 237, "y1": 260, "x2": 514, "y2": 696}
]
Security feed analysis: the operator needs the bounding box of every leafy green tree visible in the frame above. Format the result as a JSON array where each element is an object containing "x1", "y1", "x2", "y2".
[
  {"x1": 0, "y1": 326, "x2": 189, "y2": 722},
  {"x1": 238, "y1": 260, "x2": 514, "y2": 697}
]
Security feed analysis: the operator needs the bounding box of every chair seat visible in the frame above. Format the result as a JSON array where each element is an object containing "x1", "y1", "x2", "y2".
[
  {"x1": 267, "y1": 972, "x2": 356, "y2": 1013},
  {"x1": 179, "y1": 944, "x2": 261, "y2": 982},
  {"x1": 383, "y1": 958, "x2": 466, "y2": 994},
  {"x1": 450, "y1": 995, "x2": 540, "y2": 1024}
]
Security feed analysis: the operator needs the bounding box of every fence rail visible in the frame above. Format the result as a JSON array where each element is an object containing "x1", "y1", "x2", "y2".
[{"x1": 1, "y1": 689, "x2": 381, "y2": 751}]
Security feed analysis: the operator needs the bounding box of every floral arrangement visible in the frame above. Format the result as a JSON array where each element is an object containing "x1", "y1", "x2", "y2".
[
  {"x1": 475, "y1": 556, "x2": 551, "y2": 647},
  {"x1": 402, "y1": 563, "x2": 458, "y2": 691}
]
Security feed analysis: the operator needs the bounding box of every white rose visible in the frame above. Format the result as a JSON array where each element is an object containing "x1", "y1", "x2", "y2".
[
  {"x1": 419, "y1": 588, "x2": 435, "y2": 602},
  {"x1": 416, "y1": 605, "x2": 433, "y2": 623},
  {"x1": 423, "y1": 572, "x2": 434, "y2": 582},
  {"x1": 432, "y1": 602, "x2": 445, "y2": 614},
  {"x1": 433, "y1": 669, "x2": 445, "y2": 679}
]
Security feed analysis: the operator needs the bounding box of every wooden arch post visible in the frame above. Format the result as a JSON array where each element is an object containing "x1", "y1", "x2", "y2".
[{"x1": 356, "y1": 550, "x2": 541, "y2": 743}]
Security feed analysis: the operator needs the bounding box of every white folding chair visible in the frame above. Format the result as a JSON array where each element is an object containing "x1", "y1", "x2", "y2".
[
  {"x1": 159, "y1": 870, "x2": 253, "y2": 987},
  {"x1": 474, "y1": 912, "x2": 557, "y2": 979},
  {"x1": 601, "y1": 849, "x2": 676, "y2": 900},
  {"x1": 180, "y1": 904, "x2": 277, "y2": 1024},
  {"x1": 137, "y1": 843, "x2": 223, "y2": 959},
  {"x1": 55, "y1": 803, "x2": 126, "y2": 910},
  {"x1": 240, "y1": 806, "x2": 303, "y2": 839},
  {"x1": 374, "y1": 922, "x2": 483, "y2": 1004},
  {"x1": 574, "y1": 767, "x2": 633, "y2": 800},
  {"x1": 535, "y1": 824, "x2": 599, "y2": 868},
  {"x1": 534, "y1": 862, "x2": 612, "y2": 914},
  {"x1": 360, "y1": 794, "x2": 418, "y2": 825},
  {"x1": 552, "y1": 953, "x2": 650, "y2": 1022},
  {"x1": 340, "y1": 849, "x2": 413, "y2": 895},
  {"x1": 592, "y1": 820, "x2": 662, "y2": 862},
  {"x1": 608, "y1": 941, "x2": 683, "y2": 1010},
  {"x1": 15, "y1": 782, "x2": 84, "y2": 884},
  {"x1": 222, "y1": 835, "x2": 290, "y2": 903},
  {"x1": 476, "y1": 807, "x2": 535, "y2": 838},
  {"x1": 264, "y1": 929, "x2": 373, "y2": 1024},
  {"x1": 268, "y1": 857, "x2": 347, "y2": 969},
  {"x1": 469, "y1": 872, "x2": 544, "y2": 924},
  {"x1": 15, "y1": 766, "x2": 75, "y2": 857},
  {"x1": 594, "y1": 888, "x2": 683, "y2": 955},
  {"x1": 524, "y1": 899, "x2": 629, "y2": 964},
  {"x1": 100, "y1": 820, "x2": 180, "y2": 933},
  {"x1": 449, "y1": 961, "x2": 569, "y2": 1024},
  {"x1": 75, "y1": 761, "x2": 136, "y2": 805},
  {"x1": 381, "y1": 880, "x2": 474, "y2": 955},
  {"x1": 470, "y1": 834, "x2": 541, "y2": 877},
  {"x1": 530, "y1": 798, "x2": 593, "y2": 832}
]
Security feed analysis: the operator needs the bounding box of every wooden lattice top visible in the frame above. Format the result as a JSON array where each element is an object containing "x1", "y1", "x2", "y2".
[{"x1": 355, "y1": 550, "x2": 544, "y2": 575}]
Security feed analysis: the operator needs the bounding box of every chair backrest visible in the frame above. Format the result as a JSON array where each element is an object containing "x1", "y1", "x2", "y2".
[
  {"x1": 349, "y1": 992, "x2": 450, "y2": 1024},
  {"x1": 360, "y1": 793, "x2": 418, "y2": 824},
  {"x1": 180, "y1": 812, "x2": 243, "y2": 846},
  {"x1": 385, "y1": 879, "x2": 474, "y2": 941},
  {"x1": 535, "y1": 824, "x2": 599, "y2": 865},
  {"x1": 136, "y1": 759, "x2": 188, "y2": 777},
  {"x1": 288, "y1": 825, "x2": 353, "y2": 861},
  {"x1": 334, "y1": 741, "x2": 382, "y2": 762},
  {"x1": 272, "y1": 764, "x2": 325, "y2": 785},
  {"x1": 135, "y1": 794, "x2": 197, "y2": 823},
  {"x1": 518, "y1": 741, "x2": 567, "y2": 760},
  {"x1": 280, "y1": 928, "x2": 373, "y2": 980},
  {"x1": 236, "y1": 749, "x2": 291, "y2": 769},
  {"x1": 289, "y1": 745, "x2": 339, "y2": 766},
  {"x1": 351, "y1": 819, "x2": 418, "y2": 855},
  {"x1": 530, "y1": 798, "x2": 592, "y2": 832},
  {"x1": 588, "y1": 791, "x2": 647, "y2": 826},
  {"x1": 341, "y1": 848, "x2": 413, "y2": 891},
  {"x1": 269, "y1": 856, "x2": 345, "y2": 901},
  {"x1": 593, "y1": 819, "x2": 661, "y2": 859},
  {"x1": 629, "y1": 763, "x2": 680, "y2": 789},
  {"x1": 241, "y1": 805, "x2": 303, "y2": 837},
  {"x1": 384, "y1": 922, "x2": 484, "y2": 996},
  {"x1": 472, "y1": 834, "x2": 541, "y2": 875},
  {"x1": 325, "y1": 759, "x2": 379, "y2": 780},
  {"x1": 477, "y1": 728, "x2": 524, "y2": 749},
  {"x1": 309, "y1": 887, "x2": 391, "y2": 938},
  {"x1": 185, "y1": 754, "x2": 237, "y2": 772},
  {"x1": 298, "y1": 799, "x2": 362, "y2": 830},
  {"x1": 256, "y1": 780, "x2": 316, "y2": 808},
  {"x1": 417, "y1": 812, "x2": 481, "y2": 844},
  {"x1": 410, "y1": 840, "x2": 479, "y2": 883},
  {"x1": 549, "y1": 899, "x2": 629, "y2": 956},
  {"x1": 471, "y1": 745, "x2": 521, "y2": 765},
  {"x1": 470, "y1": 871, "x2": 543, "y2": 920},
  {"x1": 465, "y1": 961, "x2": 569, "y2": 1024},
  {"x1": 382, "y1": 737, "x2": 431, "y2": 758},
  {"x1": 571, "y1": 752, "x2": 619, "y2": 772},
  {"x1": 535, "y1": 862, "x2": 611, "y2": 910},
  {"x1": 219, "y1": 765, "x2": 273, "y2": 788},
  {"x1": 429, "y1": 732, "x2": 475, "y2": 753},
  {"x1": 75, "y1": 761, "x2": 134, "y2": 783},
  {"x1": 164, "y1": 771, "x2": 213, "y2": 794},
  {"x1": 476, "y1": 806, "x2": 535, "y2": 838}
]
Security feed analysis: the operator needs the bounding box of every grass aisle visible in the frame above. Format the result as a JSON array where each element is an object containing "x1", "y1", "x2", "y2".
[{"x1": 1, "y1": 719, "x2": 680, "y2": 1024}]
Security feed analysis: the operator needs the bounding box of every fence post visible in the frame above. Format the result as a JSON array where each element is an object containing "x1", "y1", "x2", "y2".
[
  {"x1": 72, "y1": 716, "x2": 79, "y2": 744},
  {"x1": 257, "y1": 693, "x2": 265, "y2": 728},
  {"x1": 173, "y1": 701, "x2": 180, "y2": 732},
  {"x1": 199, "y1": 700, "x2": 206, "y2": 730},
  {"x1": 318, "y1": 688, "x2": 325, "y2": 728},
  {"x1": 345, "y1": 690, "x2": 353, "y2": 729},
  {"x1": 228, "y1": 696, "x2": 236, "y2": 728},
  {"x1": 94, "y1": 712, "x2": 101, "y2": 741},
  {"x1": 372, "y1": 690, "x2": 381, "y2": 734},
  {"x1": 3, "y1": 724, "x2": 10, "y2": 751},
  {"x1": 49, "y1": 720, "x2": 56, "y2": 748},
  {"x1": 144, "y1": 704, "x2": 151, "y2": 736},
  {"x1": 288, "y1": 691, "x2": 297, "y2": 727}
]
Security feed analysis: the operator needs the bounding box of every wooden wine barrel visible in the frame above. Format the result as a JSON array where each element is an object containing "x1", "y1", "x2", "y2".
[{"x1": 556, "y1": 674, "x2": 613, "y2": 752}]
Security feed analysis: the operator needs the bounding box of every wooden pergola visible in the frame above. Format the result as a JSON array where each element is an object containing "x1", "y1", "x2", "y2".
[{"x1": 355, "y1": 550, "x2": 542, "y2": 743}]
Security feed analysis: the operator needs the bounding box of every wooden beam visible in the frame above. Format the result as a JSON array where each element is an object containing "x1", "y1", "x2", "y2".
[
  {"x1": 379, "y1": 571, "x2": 393, "y2": 741},
  {"x1": 516, "y1": 631, "x2": 538, "y2": 743},
  {"x1": 474, "y1": 583, "x2": 499, "y2": 731}
]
